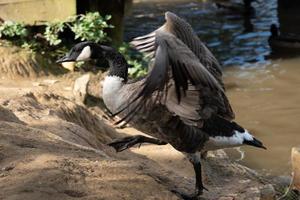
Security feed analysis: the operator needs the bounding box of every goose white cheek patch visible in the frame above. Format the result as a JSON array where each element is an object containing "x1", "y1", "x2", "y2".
[{"x1": 76, "y1": 46, "x2": 91, "y2": 61}]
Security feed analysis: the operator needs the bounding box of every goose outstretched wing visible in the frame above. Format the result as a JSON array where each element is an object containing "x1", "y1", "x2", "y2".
[
  {"x1": 115, "y1": 12, "x2": 234, "y2": 126},
  {"x1": 115, "y1": 30, "x2": 233, "y2": 126},
  {"x1": 131, "y1": 11, "x2": 224, "y2": 88}
]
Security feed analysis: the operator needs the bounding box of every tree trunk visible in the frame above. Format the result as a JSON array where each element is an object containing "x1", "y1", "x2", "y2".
[{"x1": 278, "y1": 0, "x2": 300, "y2": 36}]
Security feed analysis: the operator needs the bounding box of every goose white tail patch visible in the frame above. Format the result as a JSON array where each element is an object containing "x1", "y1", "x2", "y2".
[
  {"x1": 204, "y1": 129, "x2": 254, "y2": 151},
  {"x1": 76, "y1": 46, "x2": 91, "y2": 61}
]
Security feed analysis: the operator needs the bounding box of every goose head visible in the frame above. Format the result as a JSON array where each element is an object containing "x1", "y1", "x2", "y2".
[
  {"x1": 57, "y1": 41, "x2": 104, "y2": 64},
  {"x1": 57, "y1": 42, "x2": 129, "y2": 81}
]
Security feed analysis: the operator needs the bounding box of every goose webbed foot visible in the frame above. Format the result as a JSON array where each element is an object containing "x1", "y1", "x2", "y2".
[
  {"x1": 195, "y1": 184, "x2": 208, "y2": 196},
  {"x1": 171, "y1": 190, "x2": 205, "y2": 200},
  {"x1": 108, "y1": 135, "x2": 167, "y2": 152}
]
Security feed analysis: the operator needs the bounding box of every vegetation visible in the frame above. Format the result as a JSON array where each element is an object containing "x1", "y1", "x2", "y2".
[
  {"x1": 70, "y1": 13, "x2": 113, "y2": 43},
  {"x1": 0, "y1": 12, "x2": 148, "y2": 78},
  {"x1": 0, "y1": 21, "x2": 28, "y2": 38},
  {"x1": 43, "y1": 22, "x2": 65, "y2": 46},
  {"x1": 0, "y1": 12, "x2": 114, "y2": 56},
  {"x1": 118, "y1": 43, "x2": 148, "y2": 78}
]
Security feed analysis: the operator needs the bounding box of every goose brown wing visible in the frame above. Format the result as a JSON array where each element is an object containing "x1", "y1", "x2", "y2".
[
  {"x1": 130, "y1": 11, "x2": 234, "y2": 120},
  {"x1": 131, "y1": 12, "x2": 222, "y2": 87},
  {"x1": 115, "y1": 31, "x2": 231, "y2": 126}
]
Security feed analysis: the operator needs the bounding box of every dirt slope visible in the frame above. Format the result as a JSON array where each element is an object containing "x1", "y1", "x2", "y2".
[
  {"x1": 0, "y1": 75, "x2": 277, "y2": 200},
  {"x1": 0, "y1": 92, "x2": 181, "y2": 200},
  {"x1": 0, "y1": 42, "x2": 66, "y2": 79}
]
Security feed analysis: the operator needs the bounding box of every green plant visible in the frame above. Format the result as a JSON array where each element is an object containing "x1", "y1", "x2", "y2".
[
  {"x1": 37, "y1": 12, "x2": 113, "y2": 59},
  {"x1": 44, "y1": 22, "x2": 64, "y2": 46},
  {"x1": 0, "y1": 12, "x2": 149, "y2": 75},
  {"x1": 0, "y1": 12, "x2": 113, "y2": 51},
  {"x1": 118, "y1": 43, "x2": 148, "y2": 78},
  {"x1": 69, "y1": 12, "x2": 114, "y2": 43},
  {"x1": 0, "y1": 21, "x2": 28, "y2": 38}
]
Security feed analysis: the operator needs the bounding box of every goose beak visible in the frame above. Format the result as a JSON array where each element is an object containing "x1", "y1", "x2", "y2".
[
  {"x1": 56, "y1": 55, "x2": 74, "y2": 63},
  {"x1": 56, "y1": 55, "x2": 76, "y2": 71}
]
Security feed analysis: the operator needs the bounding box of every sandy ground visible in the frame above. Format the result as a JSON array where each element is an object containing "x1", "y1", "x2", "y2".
[
  {"x1": 0, "y1": 41, "x2": 282, "y2": 199},
  {"x1": 0, "y1": 72, "x2": 280, "y2": 200},
  {"x1": 0, "y1": 77, "x2": 179, "y2": 200}
]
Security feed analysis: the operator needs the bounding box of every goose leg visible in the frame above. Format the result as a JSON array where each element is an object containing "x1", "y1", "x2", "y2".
[
  {"x1": 108, "y1": 135, "x2": 167, "y2": 152},
  {"x1": 187, "y1": 153, "x2": 208, "y2": 196},
  {"x1": 188, "y1": 153, "x2": 207, "y2": 196},
  {"x1": 174, "y1": 153, "x2": 207, "y2": 200},
  {"x1": 200, "y1": 151, "x2": 208, "y2": 160}
]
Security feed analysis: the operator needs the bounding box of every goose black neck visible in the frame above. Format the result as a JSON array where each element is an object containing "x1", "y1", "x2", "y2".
[{"x1": 100, "y1": 45, "x2": 128, "y2": 82}]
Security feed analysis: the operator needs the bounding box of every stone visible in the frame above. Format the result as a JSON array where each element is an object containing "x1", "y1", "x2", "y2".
[
  {"x1": 218, "y1": 197, "x2": 234, "y2": 200},
  {"x1": 259, "y1": 184, "x2": 276, "y2": 200},
  {"x1": 273, "y1": 175, "x2": 292, "y2": 188},
  {"x1": 73, "y1": 74, "x2": 90, "y2": 104},
  {"x1": 43, "y1": 79, "x2": 58, "y2": 85}
]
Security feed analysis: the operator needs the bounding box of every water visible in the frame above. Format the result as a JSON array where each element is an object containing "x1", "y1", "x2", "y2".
[
  {"x1": 224, "y1": 59, "x2": 300, "y2": 175},
  {"x1": 124, "y1": 0, "x2": 300, "y2": 175},
  {"x1": 124, "y1": 0, "x2": 277, "y2": 67}
]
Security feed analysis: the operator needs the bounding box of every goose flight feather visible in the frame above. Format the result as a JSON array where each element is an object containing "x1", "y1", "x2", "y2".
[{"x1": 116, "y1": 12, "x2": 234, "y2": 127}]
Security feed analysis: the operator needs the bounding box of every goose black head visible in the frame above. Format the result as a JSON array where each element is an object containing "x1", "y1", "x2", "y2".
[
  {"x1": 57, "y1": 42, "x2": 128, "y2": 80},
  {"x1": 270, "y1": 24, "x2": 278, "y2": 37},
  {"x1": 56, "y1": 41, "x2": 104, "y2": 64}
]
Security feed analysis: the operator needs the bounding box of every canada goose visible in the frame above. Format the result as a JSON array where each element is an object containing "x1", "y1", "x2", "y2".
[
  {"x1": 57, "y1": 11, "x2": 266, "y2": 198},
  {"x1": 268, "y1": 24, "x2": 300, "y2": 56}
]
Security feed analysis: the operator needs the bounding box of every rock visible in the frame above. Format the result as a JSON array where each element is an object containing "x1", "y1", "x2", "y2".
[
  {"x1": 43, "y1": 79, "x2": 58, "y2": 85},
  {"x1": 1, "y1": 165, "x2": 15, "y2": 171},
  {"x1": 292, "y1": 147, "x2": 300, "y2": 190},
  {"x1": 0, "y1": 106, "x2": 24, "y2": 124},
  {"x1": 32, "y1": 82, "x2": 41, "y2": 86},
  {"x1": 73, "y1": 74, "x2": 90, "y2": 104},
  {"x1": 86, "y1": 72, "x2": 104, "y2": 98},
  {"x1": 273, "y1": 175, "x2": 292, "y2": 188},
  {"x1": 218, "y1": 197, "x2": 234, "y2": 200},
  {"x1": 246, "y1": 187, "x2": 260, "y2": 200},
  {"x1": 259, "y1": 184, "x2": 276, "y2": 200},
  {"x1": 64, "y1": 87, "x2": 72, "y2": 91}
]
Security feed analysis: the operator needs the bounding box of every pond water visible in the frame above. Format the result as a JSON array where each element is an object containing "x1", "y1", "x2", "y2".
[{"x1": 124, "y1": 0, "x2": 300, "y2": 175}]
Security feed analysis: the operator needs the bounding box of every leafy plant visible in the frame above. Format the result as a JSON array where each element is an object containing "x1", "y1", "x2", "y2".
[
  {"x1": 118, "y1": 43, "x2": 148, "y2": 78},
  {"x1": 0, "y1": 12, "x2": 148, "y2": 77},
  {"x1": 0, "y1": 21, "x2": 27, "y2": 38},
  {"x1": 44, "y1": 22, "x2": 64, "y2": 46},
  {"x1": 0, "y1": 12, "x2": 114, "y2": 51},
  {"x1": 69, "y1": 12, "x2": 114, "y2": 43}
]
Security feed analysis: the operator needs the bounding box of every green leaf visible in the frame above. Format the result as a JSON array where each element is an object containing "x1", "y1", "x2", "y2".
[{"x1": 68, "y1": 12, "x2": 113, "y2": 43}]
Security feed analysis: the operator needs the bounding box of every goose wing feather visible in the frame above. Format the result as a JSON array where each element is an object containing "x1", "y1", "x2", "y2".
[
  {"x1": 130, "y1": 12, "x2": 234, "y2": 121},
  {"x1": 131, "y1": 11, "x2": 223, "y2": 87},
  {"x1": 115, "y1": 30, "x2": 233, "y2": 126}
]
